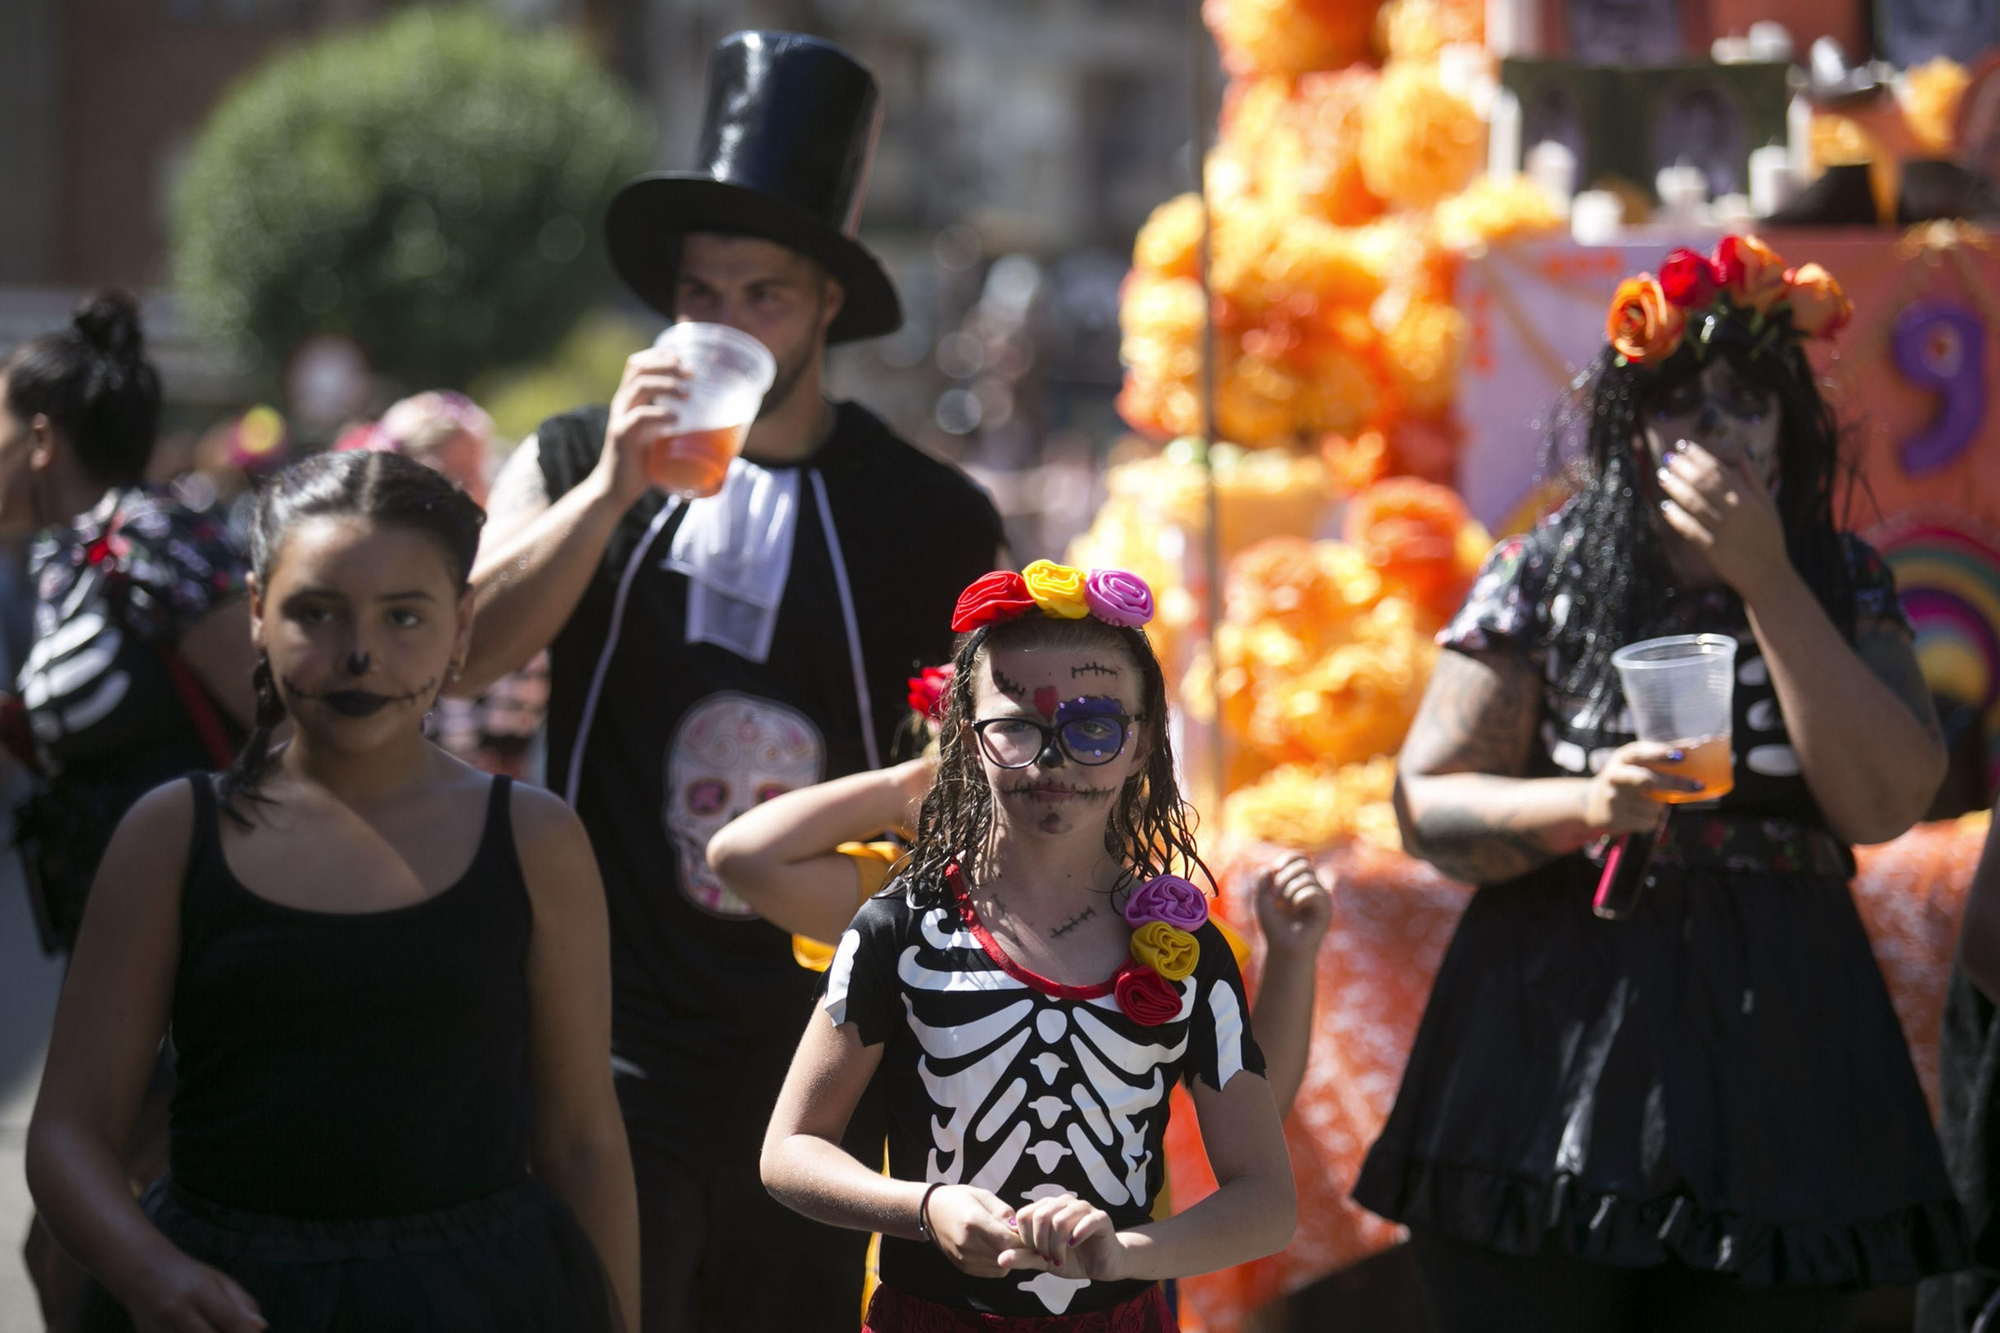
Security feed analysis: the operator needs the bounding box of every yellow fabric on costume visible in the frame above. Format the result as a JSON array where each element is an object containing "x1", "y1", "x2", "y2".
[
  {"x1": 1151, "y1": 918, "x2": 1251, "y2": 1223},
  {"x1": 1213, "y1": 916, "x2": 1252, "y2": 974},
  {"x1": 792, "y1": 841, "x2": 900, "y2": 972}
]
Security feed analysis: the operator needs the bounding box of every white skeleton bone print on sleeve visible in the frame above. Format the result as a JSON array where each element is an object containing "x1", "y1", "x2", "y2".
[{"x1": 823, "y1": 883, "x2": 1264, "y2": 1319}]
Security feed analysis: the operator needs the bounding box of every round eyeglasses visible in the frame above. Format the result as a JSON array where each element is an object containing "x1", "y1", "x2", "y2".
[{"x1": 972, "y1": 713, "x2": 1134, "y2": 769}]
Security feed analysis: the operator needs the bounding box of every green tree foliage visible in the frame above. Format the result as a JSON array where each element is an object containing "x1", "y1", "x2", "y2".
[{"x1": 173, "y1": 6, "x2": 651, "y2": 390}]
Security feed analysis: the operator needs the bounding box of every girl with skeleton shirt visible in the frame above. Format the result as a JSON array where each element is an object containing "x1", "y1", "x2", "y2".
[
  {"x1": 709, "y1": 729, "x2": 1331, "y2": 1121},
  {"x1": 761, "y1": 564, "x2": 1296, "y2": 1330}
]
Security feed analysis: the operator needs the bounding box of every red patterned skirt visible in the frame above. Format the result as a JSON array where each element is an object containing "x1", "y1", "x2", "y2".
[{"x1": 862, "y1": 1283, "x2": 1174, "y2": 1332}]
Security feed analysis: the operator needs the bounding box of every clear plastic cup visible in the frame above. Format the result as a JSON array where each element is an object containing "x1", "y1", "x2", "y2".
[
  {"x1": 1610, "y1": 633, "x2": 1738, "y2": 804},
  {"x1": 644, "y1": 322, "x2": 776, "y2": 499}
]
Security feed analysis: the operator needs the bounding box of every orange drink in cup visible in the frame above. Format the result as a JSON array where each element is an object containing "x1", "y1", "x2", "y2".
[
  {"x1": 643, "y1": 323, "x2": 775, "y2": 499},
  {"x1": 1610, "y1": 633, "x2": 1739, "y2": 803},
  {"x1": 1594, "y1": 634, "x2": 1738, "y2": 919},
  {"x1": 647, "y1": 423, "x2": 750, "y2": 499},
  {"x1": 1656, "y1": 734, "x2": 1734, "y2": 803}
]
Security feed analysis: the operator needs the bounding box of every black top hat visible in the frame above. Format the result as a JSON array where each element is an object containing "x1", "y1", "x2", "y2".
[{"x1": 606, "y1": 32, "x2": 901, "y2": 344}]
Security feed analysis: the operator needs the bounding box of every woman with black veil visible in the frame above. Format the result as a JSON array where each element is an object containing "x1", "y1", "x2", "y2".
[{"x1": 1353, "y1": 236, "x2": 1966, "y2": 1329}]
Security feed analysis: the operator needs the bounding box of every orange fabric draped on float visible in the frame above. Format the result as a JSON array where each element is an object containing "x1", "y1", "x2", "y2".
[{"x1": 1163, "y1": 817, "x2": 1991, "y2": 1332}]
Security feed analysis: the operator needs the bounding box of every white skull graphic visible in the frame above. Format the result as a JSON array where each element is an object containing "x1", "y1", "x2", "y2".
[{"x1": 665, "y1": 692, "x2": 824, "y2": 918}]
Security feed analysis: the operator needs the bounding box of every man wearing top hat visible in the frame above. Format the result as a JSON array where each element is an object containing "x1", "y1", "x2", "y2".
[{"x1": 461, "y1": 31, "x2": 1004, "y2": 1330}]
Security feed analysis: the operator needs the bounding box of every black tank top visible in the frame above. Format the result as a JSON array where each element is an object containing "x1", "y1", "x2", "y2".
[{"x1": 169, "y1": 775, "x2": 533, "y2": 1217}]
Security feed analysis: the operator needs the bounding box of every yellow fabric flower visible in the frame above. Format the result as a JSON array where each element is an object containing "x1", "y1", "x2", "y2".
[
  {"x1": 1130, "y1": 921, "x2": 1201, "y2": 981},
  {"x1": 1021, "y1": 560, "x2": 1090, "y2": 618}
]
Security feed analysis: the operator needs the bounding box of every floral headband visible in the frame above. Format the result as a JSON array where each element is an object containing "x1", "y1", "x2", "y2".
[
  {"x1": 1605, "y1": 235, "x2": 1853, "y2": 368},
  {"x1": 951, "y1": 560, "x2": 1156, "y2": 634}
]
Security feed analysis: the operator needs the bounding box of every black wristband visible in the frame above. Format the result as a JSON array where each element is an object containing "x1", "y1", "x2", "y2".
[{"x1": 915, "y1": 1182, "x2": 944, "y2": 1247}]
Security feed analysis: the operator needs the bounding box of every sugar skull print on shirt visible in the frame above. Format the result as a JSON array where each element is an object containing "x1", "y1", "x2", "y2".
[
  {"x1": 664, "y1": 692, "x2": 824, "y2": 918},
  {"x1": 824, "y1": 879, "x2": 1264, "y2": 1318}
]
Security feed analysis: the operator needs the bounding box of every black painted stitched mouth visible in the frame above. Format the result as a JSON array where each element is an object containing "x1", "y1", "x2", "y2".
[{"x1": 283, "y1": 677, "x2": 433, "y2": 719}]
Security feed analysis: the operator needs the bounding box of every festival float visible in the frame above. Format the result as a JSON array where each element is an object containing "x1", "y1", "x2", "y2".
[{"x1": 1071, "y1": 0, "x2": 2000, "y2": 1324}]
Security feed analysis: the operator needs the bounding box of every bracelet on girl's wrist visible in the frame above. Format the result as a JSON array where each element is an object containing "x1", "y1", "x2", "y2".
[{"x1": 915, "y1": 1182, "x2": 944, "y2": 1247}]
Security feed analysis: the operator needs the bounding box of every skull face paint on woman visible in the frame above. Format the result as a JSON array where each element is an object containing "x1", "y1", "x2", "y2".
[{"x1": 1639, "y1": 357, "x2": 1783, "y2": 491}]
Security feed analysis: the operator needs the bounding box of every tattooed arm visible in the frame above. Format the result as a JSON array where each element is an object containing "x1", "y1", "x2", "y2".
[{"x1": 1396, "y1": 650, "x2": 1693, "y2": 883}]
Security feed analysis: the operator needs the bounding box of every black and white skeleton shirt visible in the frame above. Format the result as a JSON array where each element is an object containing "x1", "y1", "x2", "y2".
[{"x1": 824, "y1": 877, "x2": 1265, "y2": 1317}]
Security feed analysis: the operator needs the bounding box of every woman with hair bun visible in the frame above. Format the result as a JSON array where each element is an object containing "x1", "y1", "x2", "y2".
[
  {"x1": 3, "y1": 291, "x2": 260, "y2": 1325},
  {"x1": 0, "y1": 290, "x2": 259, "y2": 951}
]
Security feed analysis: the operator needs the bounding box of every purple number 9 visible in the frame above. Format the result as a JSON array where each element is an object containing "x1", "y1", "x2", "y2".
[{"x1": 1894, "y1": 300, "x2": 1986, "y2": 476}]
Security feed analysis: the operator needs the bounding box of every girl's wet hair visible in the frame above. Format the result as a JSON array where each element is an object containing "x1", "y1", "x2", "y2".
[
  {"x1": 1541, "y1": 336, "x2": 1855, "y2": 723},
  {"x1": 1, "y1": 290, "x2": 161, "y2": 488},
  {"x1": 902, "y1": 613, "x2": 1209, "y2": 906},
  {"x1": 221, "y1": 449, "x2": 486, "y2": 821}
]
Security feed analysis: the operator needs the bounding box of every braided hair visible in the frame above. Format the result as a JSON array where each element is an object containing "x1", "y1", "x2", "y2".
[
  {"x1": 1545, "y1": 330, "x2": 1857, "y2": 724},
  {"x1": 902, "y1": 613, "x2": 1209, "y2": 908},
  {"x1": 221, "y1": 450, "x2": 485, "y2": 822}
]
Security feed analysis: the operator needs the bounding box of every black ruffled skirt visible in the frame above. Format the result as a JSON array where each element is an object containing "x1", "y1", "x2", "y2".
[
  {"x1": 79, "y1": 1175, "x2": 619, "y2": 1332},
  {"x1": 1353, "y1": 814, "x2": 1967, "y2": 1288}
]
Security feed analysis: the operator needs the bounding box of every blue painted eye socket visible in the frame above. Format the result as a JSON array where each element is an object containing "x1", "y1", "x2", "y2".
[{"x1": 1061, "y1": 715, "x2": 1125, "y2": 758}]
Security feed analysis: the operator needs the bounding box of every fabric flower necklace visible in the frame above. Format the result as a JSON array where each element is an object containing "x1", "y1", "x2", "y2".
[{"x1": 949, "y1": 866, "x2": 1206, "y2": 1027}]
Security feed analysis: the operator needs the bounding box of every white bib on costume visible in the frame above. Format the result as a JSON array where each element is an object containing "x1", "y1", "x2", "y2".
[{"x1": 663, "y1": 458, "x2": 800, "y2": 664}]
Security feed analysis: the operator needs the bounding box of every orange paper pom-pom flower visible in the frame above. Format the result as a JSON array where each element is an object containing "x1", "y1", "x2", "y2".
[
  {"x1": 1358, "y1": 65, "x2": 1484, "y2": 210},
  {"x1": 1606, "y1": 275, "x2": 1687, "y2": 364},
  {"x1": 1345, "y1": 478, "x2": 1473, "y2": 623}
]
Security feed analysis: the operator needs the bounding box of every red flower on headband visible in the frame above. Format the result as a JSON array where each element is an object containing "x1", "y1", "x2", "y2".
[
  {"x1": 906, "y1": 665, "x2": 955, "y2": 721},
  {"x1": 951, "y1": 571, "x2": 1036, "y2": 633},
  {"x1": 1113, "y1": 959, "x2": 1184, "y2": 1027},
  {"x1": 1658, "y1": 248, "x2": 1719, "y2": 309}
]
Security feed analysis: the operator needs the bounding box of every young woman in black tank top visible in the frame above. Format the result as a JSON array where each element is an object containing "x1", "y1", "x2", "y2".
[{"x1": 26, "y1": 451, "x2": 640, "y2": 1332}]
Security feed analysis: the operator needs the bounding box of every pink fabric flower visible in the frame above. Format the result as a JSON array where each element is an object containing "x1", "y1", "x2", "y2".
[
  {"x1": 1122, "y1": 874, "x2": 1209, "y2": 931},
  {"x1": 1084, "y1": 568, "x2": 1155, "y2": 628}
]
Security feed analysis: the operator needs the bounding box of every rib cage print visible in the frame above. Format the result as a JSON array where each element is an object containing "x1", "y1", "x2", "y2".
[{"x1": 826, "y1": 886, "x2": 1258, "y2": 1317}]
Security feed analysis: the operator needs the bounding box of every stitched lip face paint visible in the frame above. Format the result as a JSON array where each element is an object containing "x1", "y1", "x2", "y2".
[{"x1": 283, "y1": 677, "x2": 435, "y2": 719}]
